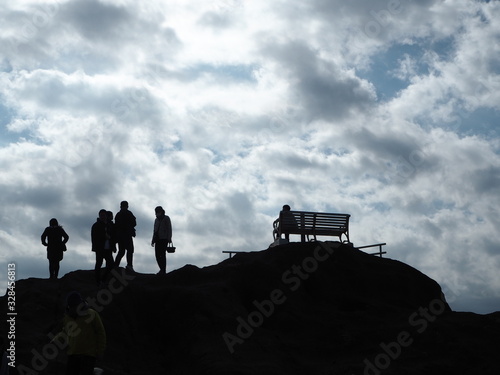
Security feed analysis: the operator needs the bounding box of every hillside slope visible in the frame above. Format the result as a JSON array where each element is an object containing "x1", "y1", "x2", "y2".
[{"x1": 3, "y1": 242, "x2": 500, "y2": 375}]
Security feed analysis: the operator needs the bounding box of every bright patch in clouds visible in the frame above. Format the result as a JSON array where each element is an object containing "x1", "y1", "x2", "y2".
[{"x1": 1, "y1": 0, "x2": 499, "y2": 314}]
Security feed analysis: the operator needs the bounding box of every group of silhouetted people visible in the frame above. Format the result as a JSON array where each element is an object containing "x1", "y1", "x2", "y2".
[
  {"x1": 91, "y1": 201, "x2": 137, "y2": 285},
  {"x1": 40, "y1": 202, "x2": 172, "y2": 375},
  {"x1": 41, "y1": 201, "x2": 173, "y2": 284}
]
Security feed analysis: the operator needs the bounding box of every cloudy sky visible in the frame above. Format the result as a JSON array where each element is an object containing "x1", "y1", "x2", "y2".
[{"x1": 1, "y1": 0, "x2": 499, "y2": 314}]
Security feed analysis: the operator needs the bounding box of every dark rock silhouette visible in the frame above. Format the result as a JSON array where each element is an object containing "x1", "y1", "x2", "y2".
[{"x1": 3, "y1": 242, "x2": 500, "y2": 375}]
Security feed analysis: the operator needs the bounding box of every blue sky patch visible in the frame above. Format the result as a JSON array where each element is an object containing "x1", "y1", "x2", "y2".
[{"x1": 358, "y1": 43, "x2": 426, "y2": 101}]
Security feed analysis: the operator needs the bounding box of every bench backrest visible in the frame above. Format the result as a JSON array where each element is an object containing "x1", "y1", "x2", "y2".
[
  {"x1": 278, "y1": 210, "x2": 350, "y2": 241},
  {"x1": 280, "y1": 210, "x2": 349, "y2": 229}
]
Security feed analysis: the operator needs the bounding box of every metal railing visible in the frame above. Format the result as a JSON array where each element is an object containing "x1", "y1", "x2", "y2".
[
  {"x1": 223, "y1": 242, "x2": 387, "y2": 258},
  {"x1": 356, "y1": 243, "x2": 387, "y2": 257}
]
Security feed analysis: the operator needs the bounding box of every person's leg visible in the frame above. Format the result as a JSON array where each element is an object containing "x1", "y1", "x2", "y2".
[
  {"x1": 126, "y1": 238, "x2": 134, "y2": 269},
  {"x1": 126, "y1": 250, "x2": 133, "y2": 268},
  {"x1": 102, "y1": 250, "x2": 114, "y2": 281},
  {"x1": 154, "y1": 245, "x2": 161, "y2": 270},
  {"x1": 115, "y1": 242, "x2": 125, "y2": 267},
  {"x1": 54, "y1": 261, "x2": 60, "y2": 279},
  {"x1": 155, "y1": 240, "x2": 166, "y2": 273},
  {"x1": 95, "y1": 251, "x2": 104, "y2": 284},
  {"x1": 49, "y1": 260, "x2": 56, "y2": 279}
]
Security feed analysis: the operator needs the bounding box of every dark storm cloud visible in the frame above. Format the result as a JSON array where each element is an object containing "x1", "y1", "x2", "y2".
[
  {"x1": 70, "y1": 151, "x2": 118, "y2": 204},
  {"x1": 9, "y1": 69, "x2": 166, "y2": 127},
  {"x1": 472, "y1": 166, "x2": 500, "y2": 195},
  {"x1": 60, "y1": 0, "x2": 132, "y2": 42},
  {"x1": 347, "y1": 126, "x2": 425, "y2": 164},
  {"x1": 262, "y1": 40, "x2": 375, "y2": 121},
  {"x1": 188, "y1": 191, "x2": 256, "y2": 237},
  {"x1": 0, "y1": 185, "x2": 63, "y2": 209},
  {"x1": 308, "y1": 0, "x2": 430, "y2": 18}
]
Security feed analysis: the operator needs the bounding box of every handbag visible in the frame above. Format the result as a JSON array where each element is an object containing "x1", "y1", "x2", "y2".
[{"x1": 167, "y1": 241, "x2": 176, "y2": 253}]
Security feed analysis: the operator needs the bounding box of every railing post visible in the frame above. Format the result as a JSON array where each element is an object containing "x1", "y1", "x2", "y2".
[{"x1": 300, "y1": 213, "x2": 305, "y2": 243}]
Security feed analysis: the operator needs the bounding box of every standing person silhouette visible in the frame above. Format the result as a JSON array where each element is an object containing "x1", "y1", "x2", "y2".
[
  {"x1": 106, "y1": 211, "x2": 117, "y2": 256},
  {"x1": 91, "y1": 209, "x2": 114, "y2": 286},
  {"x1": 151, "y1": 206, "x2": 172, "y2": 275},
  {"x1": 41, "y1": 218, "x2": 69, "y2": 280},
  {"x1": 114, "y1": 201, "x2": 137, "y2": 272}
]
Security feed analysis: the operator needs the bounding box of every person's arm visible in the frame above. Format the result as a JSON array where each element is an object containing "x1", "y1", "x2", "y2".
[
  {"x1": 90, "y1": 224, "x2": 95, "y2": 249},
  {"x1": 166, "y1": 216, "x2": 172, "y2": 242},
  {"x1": 62, "y1": 228, "x2": 69, "y2": 244},
  {"x1": 151, "y1": 219, "x2": 158, "y2": 246},
  {"x1": 91, "y1": 223, "x2": 103, "y2": 250},
  {"x1": 41, "y1": 229, "x2": 48, "y2": 246},
  {"x1": 131, "y1": 212, "x2": 137, "y2": 228}
]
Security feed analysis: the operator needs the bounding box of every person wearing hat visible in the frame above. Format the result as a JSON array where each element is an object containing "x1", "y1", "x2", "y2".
[
  {"x1": 52, "y1": 291, "x2": 106, "y2": 375},
  {"x1": 151, "y1": 206, "x2": 172, "y2": 274}
]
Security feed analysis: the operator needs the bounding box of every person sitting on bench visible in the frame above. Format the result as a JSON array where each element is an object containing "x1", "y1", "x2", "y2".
[{"x1": 274, "y1": 204, "x2": 298, "y2": 240}]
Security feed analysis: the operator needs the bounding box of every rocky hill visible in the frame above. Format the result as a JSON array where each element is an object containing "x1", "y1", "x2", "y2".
[{"x1": 3, "y1": 241, "x2": 500, "y2": 375}]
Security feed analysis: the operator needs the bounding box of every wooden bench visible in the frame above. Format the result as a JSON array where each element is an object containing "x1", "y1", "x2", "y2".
[{"x1": 273, "y1": 210, "x2": 350, "y2": 243}]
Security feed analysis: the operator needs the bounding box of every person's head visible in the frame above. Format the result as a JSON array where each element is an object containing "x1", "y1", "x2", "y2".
[
  {"x1": 66, "y1": 291, "x2": 86, "y2": 318},
  {"x1": 155, "y1": 206, "x2": 165, "y2": 217},
  {"x1": 282, "y1": 204, "x2": 291, "y2": 211},
  {"x1": 120, "y1": 201, "x2": 129, "y2": 210},
  {"x1": 49, "y1": 218, "x2": 59, "y2": 227},
  {"x1": 106, "y1": 211, "x2": 114, "y2": 222},
  {"x1": 98, "y1": 209, "x2": 107, "y2": 222}
]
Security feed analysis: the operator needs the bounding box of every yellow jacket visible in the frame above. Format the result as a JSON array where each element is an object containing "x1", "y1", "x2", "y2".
[{"x1": 55, "y1": 308, "x2": 106, "y2": 357}]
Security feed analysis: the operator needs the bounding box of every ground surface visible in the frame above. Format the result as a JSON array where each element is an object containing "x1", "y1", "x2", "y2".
[{"x1": 3, "y1": 242, "x2": 499, "y2": 375}]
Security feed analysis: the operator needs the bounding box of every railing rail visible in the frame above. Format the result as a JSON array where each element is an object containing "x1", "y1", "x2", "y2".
[
  {"x1": 222, "y1": 250, "x2": 244, "y2": 258},
  {"x1": 356, "y1": 243, "x2": 387, "y2": 257},
  {"x1": 223, "y1": 243, "x2": 387, "y2": 258}
]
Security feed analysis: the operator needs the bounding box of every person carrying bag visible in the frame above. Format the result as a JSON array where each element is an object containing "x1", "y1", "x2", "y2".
[{"x1": 151, "y1": 206, "x2": 173, "y2": 275}]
